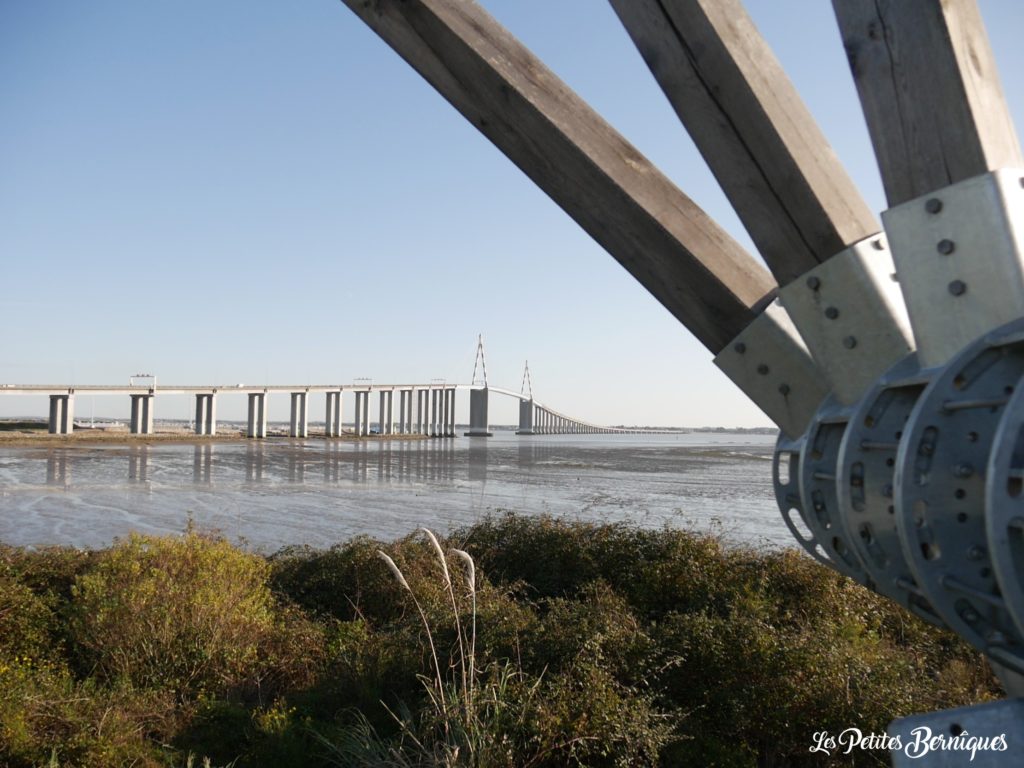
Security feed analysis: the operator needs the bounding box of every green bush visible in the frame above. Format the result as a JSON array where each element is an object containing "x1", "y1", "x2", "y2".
[
  {"x1": 0, "y1": 657, "x2": 177, "y2": 768},
  {"x1": 69, "y1": 531, "x2": 277, "y2": 697},
  {"x1": 0, "y1": 576, "x2": 56, "y2": 663},
  {"x1": 0, "y1": 515, "x2": 1002, "y2": 767}
]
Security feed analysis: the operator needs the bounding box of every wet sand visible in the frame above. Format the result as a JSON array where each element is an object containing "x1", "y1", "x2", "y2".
[{"x1": 0, "y1": 432, "x2": 782, "y2": 551}]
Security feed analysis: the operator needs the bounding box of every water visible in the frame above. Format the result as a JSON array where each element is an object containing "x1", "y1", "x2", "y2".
[{"x1": 0, "y1": 432, "x2": 786, "y2": 551}]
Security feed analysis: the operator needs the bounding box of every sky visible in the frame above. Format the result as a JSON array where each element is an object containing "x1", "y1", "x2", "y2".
[{"x1": 3, "y1": 1, "x2": 1024, "y2": 427}]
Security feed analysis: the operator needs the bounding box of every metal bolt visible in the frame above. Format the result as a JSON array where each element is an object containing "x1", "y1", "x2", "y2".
[
  {"x1": 824, "y1": 306, "x2": 839, "y2": 319},
  {"x1": 937, "y1": 239, "x2": 956, "y2": 255},
  {"x1": 757, "y1": 364, "x2": 770, "y2": 376},
  {"x1": 778, "y1": 383, "x2": 790, "y2": 396},
  {"x1": 954, "y1": 462, "x2": 974, "y2": 478},
  {"x1": 733, "y1": 342, "x2": 746, "y2": 354},
  {"x1": 968, "y1": 545, "x2": 986, "y2": 561},
  {"x1": 806, "y1": 276, "x2": 821, "y2": 290},
  {"x1": 842, "y1": 336, "x2": 857, "y2": 350},
  {"x1": 925, "y1": 198, "x2": 943, "y2": 214},
  {"x1": 949, "y1": 280, "x2": 967, "y2": 296},
  {"x1": 962, "y1": 608, "x2": 979, "y2": 623}
]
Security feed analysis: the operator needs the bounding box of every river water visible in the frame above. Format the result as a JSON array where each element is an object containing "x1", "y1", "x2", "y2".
[{"x1": 0, "y1": 432, "x2": 786, "y2": 551}]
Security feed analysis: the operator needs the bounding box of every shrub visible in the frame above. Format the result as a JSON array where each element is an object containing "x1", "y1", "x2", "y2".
[
  {"x1": 69, "y1": 531, "x2": 277, "y2": 698},
  {"x1": 0, "y1": 657, "x2": 176, "y2": 768},
  {"x1": 0, "y1": 576, "x2": 56, "y2": 663}
]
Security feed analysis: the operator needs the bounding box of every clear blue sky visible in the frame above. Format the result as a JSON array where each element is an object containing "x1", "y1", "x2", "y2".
[{"x1": 3, "y1": 1, "x2": 1023, "y2": 427}]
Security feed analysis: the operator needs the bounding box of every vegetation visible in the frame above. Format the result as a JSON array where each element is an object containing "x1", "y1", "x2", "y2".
[{"x1": 0, "y1": 514, "x2": 1000, "y2": 767}]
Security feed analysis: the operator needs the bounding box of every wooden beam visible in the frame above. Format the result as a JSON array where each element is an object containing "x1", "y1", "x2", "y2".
[
  {"x1": 611, "y1": 0, "x2": 879, "y2": 286},
  {"x1": 339, "y1": 0, "x2": 776, "y2": 353},
  {"x1": 833, "y1": 0, "x2": 1022, "y2": 206}
]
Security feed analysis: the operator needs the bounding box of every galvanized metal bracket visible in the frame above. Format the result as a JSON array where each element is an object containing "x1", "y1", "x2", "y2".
[
  {"x1": 779, "y1": 233, "x2": 914, "y2": 406},
  {"x1": 986, "y1": 380, "x2": 1024, "y2": 644},
  {"x1": 895, "y1": 318, "x2": 1024, "y2": 674},
  {"x1": 795, "y1": 397, "x2": 871, "y2": 582},
  {"x1": 773, "y1": 431, "x2": 834, "y2": 567},
  {"x1": 835, "y1": 354, "x2": 946, "y2": 626},
  {"x1": 883, "y1": 167, "x2": 1024, "y2": 369},
  {"x1": 714, "y1": 298, "x2": 829, "y2": 439}
]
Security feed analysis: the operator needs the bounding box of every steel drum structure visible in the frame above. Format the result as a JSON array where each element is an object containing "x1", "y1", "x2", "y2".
[{"x1": 338, "y1": 0, "x2": 1024, "y2": 755}]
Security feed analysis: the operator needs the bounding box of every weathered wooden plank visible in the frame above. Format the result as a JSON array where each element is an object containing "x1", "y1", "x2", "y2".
[
  {"x1": 611, "y1": 0, "x2": 879, "y2": 285},
  {"x1": 340, "y1": 0, "x2": 776, "y2": 352},
  {"x1": 833, "y1": 0, "x2": 1022, "y2": 206}
]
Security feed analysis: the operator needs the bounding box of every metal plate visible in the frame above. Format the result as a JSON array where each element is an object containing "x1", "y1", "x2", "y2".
[
  {"x1": 796, "y1": 397, "x2": 870, "y2": 582},
  {"x1": 773, "y1": 431, "x2": 833, "y2": 567},
  {"x1": 779, "y1": 233, "x2": 914, "y2": 406},
  {"x1": 896, "y1": 319, "x2": 1024, "y2": 672},
  {"x1": 836, "y1": 354, "x2": 946, "y2": 626},
  {"x1": 714, "y1": 299, "x2": 829, "y2": 439},
  {"x1": 986, "y1": 377, "x2": 1024, "y2": 642},
  {"x1": 882, "y1": 167, "x2": 1024, "y2": 370}
]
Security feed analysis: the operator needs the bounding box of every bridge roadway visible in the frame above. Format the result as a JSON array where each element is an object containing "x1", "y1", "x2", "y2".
[{"x1": 0, "y1": 384, "x2": 633, "y2": 439}]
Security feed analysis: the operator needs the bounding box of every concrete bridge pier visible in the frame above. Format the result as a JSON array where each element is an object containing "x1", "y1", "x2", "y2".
[
  {"x1": 130, "y1": 394, "x2": 154, "y2": 435},
  {"x1": 353, "y1": 390, "x2": 371, "y2": 436},
  {"x1": 325, "y1": 391, "x2": 343, "y2": 437},
  {"x1": 416, "y1": 390, "x2": 428, "y2": 435},
  {"x1": 48, "y1": 394, "x2": 74, "y2": 435},
  {"x1": 442, "y1": 388, "x2": 455, "y2": 437},
  {"x1": 290, "y1": 392, "x2": 308, "y2": 438},
  {"x1": 429, "y1": 388, "x2": 440, "y2": 437},
  {"x1": 378, "y1": 390, "x2": 394, "y2": 435},
  {"x1": 398, "y1": 389, "x2": 412, "y2": 434},
  {"x1": 465, "y1": 387, "x2": 492, "y2": 436},
  {"x1": 247, "y1": 392, "x2": 268, "y2": 438},
  {"x1": 194, "y1": 394, "x2": 216, "y2": 436},
  {"x1": 515, "y1": 398, "x2": 534, "y2": 435}
]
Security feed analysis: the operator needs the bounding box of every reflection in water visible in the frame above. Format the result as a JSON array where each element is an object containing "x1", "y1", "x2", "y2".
[
  {"x1": 246, "y1": 443, "x2": 264, "y2": 482},
  {"x1": 2, "y1": 434, "x2": 784, "y2": 550},
  {"x1": 129, "y1": 446, "x2": 149, "y2": 483},
  {"x1": 287, "y1": 451, "x2": 305, "y2": 483},
  {"x1": 46, "y1": 451, "x2": 69, "y2": 486},
  {"x1": 468, "y1": 439, "x2": 487, "y2": 483},
  {"x1": 193, "y1": 445, "x2": 212, "y2": 484}
]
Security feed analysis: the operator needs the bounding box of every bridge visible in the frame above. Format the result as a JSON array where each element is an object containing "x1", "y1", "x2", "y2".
[
  {"x1": 0, "y1": 383, "x2": 625, "y2": 439},
  {"x1": 0, "y1": 347, "x2": 631, "y2": 439}
]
